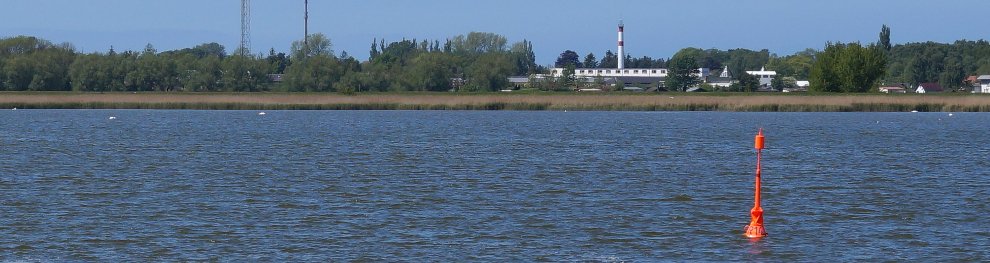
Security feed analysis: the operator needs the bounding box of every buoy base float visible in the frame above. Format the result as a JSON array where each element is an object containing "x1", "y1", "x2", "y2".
[{"x1": 744, "y1": 207, "x2": 767, "y2": 238}]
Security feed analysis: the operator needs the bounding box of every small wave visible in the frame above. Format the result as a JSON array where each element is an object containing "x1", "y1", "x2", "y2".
[{"x1": 662, "y1": 194, "x2": 693, "y2": 202}]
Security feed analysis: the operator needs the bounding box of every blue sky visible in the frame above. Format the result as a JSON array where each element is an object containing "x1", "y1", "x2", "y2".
[{"x1": 2, "y1": 0, "x2": 987, "y2": 64}]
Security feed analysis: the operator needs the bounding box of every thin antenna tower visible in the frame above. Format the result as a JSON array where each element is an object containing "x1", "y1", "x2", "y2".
[
  {"x1": 305, "y1": 0, "x2": 309, "y2": 45},
  {"x1": 240, "y1": 0, "x2": 251, "y2": 56}
]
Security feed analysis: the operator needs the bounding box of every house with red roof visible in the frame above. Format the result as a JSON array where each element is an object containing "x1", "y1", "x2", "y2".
[{"x1": 915, "y1": 83, "x2": 944, "y2": 94}]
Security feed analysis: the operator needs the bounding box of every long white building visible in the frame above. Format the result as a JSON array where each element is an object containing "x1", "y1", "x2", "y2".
[
  {"x1": 549, "y1": 67, "x2": 712, "y2": 79},
  {"x1": 547, "y1": 21, "x2": 711, "y2": 86}
]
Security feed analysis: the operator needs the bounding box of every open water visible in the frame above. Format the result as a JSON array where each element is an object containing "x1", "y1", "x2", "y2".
[{"x1": 0, "y1": 110, "x2": 988, "y2": 261}]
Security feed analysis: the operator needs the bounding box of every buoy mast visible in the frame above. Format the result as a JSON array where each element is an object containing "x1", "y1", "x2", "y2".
[{"x1": 745, "y1": 128, "x2": 768, "y2": 238}]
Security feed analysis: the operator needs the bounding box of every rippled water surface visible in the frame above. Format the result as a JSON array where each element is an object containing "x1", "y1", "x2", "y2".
[{"x1": 1, "y1": 110, "x2": 988, "y2": 261}]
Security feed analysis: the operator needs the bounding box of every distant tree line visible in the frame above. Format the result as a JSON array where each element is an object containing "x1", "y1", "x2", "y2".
[
  {"x1": 0, "y1": 32, "x2": 538, "y2": 92},
  {"x1": 885, "y1": 40, "x2": 990, "y2": 90},
  {"x1": 5, "y1": 25, "x2": 990, "y2": 93}
]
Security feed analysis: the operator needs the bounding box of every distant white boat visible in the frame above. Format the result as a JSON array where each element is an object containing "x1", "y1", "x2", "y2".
[
  {"x1": 109, "y1": 116, "x2": 117, "y2": 120},
  {"x1": 948, "y1": 113, "x2": 954, "y2": 117},
  {"x1": 11, "y1": 108, "x2": 16, "y2": 111},
  {"x1": 911, "y1": 110, "x2": 918, "y2": 113},
  {"x1": 258, "y1": 112, "x2": 267, "y2": 116}
]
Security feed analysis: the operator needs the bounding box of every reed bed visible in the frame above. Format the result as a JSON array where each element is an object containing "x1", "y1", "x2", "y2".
[{"x1": 2, "y1": 92, "x2": 990, "y2": 112}]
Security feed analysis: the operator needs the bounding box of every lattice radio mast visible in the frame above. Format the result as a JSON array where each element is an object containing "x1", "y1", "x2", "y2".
[{"x1": 240, "y1": 0, "x2": 251, "y2": 56}]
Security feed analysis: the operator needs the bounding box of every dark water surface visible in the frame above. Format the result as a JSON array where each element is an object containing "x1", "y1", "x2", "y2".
[{"x1": 1, "y1": 110, "x2": 988, "y2": 261}]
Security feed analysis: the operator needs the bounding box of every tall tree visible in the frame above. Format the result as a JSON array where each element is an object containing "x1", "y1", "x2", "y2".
[
  {"x1": 369, "y1": 38, "x2": 380, "y2": 60},
  {"x1": 510, "y1": 40, "x2": 537, "y2": 75},
  {"x1": 600, "y1": 50, "x2": 618, "y2": 68},
  {"x1": 666, "y1": 49, "x2": 701, "y2": 91},
  {"x1": 880, "y1": 24, "x2": 892, "y2": 52},
  {"x1": 583, "y1": 53, "x2": 598, "y2": 68},
  {"x1": 554, "y1": 50, "x2": 581, "y2": 68}
]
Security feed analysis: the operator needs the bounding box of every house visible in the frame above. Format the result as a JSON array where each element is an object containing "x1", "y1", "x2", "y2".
[
  {"x1": 782, "y1": 80, "x2": 810, "y2": 92},
  {"x1": 507, "y1": 76, "x2": 530, "y2": 89},
  {"x1": 916, "y1": 83, "x2": 944, "y2": 93},
  {"x1": 705, "y1": 65, "x2": 734, "y2": 88},
  {"x1": 965, "y1": 75, "x2": 980, "y2": 91},
  {"x1": 978, "y1": 75, "x2": 990, "y2": 93},
  {"x1": 745, "y1": 67, "x2": 777, "y2": 88},
  {"x1": 879, "y1": 85, "x2": 906, "y2": 93}
]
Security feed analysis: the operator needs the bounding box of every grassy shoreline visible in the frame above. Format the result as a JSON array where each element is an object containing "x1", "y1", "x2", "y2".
[{"x1": 3, "y1": 92, "x2": 990, "y2": 112}]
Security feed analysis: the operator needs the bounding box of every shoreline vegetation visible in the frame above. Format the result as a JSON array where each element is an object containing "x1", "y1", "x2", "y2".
[{"x1": 3, "y1": 92, "x2": 990, "y2": 112}]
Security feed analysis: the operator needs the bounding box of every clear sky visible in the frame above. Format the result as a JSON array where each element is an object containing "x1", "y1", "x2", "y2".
[{"x1": 3, "y1": 0, "x2": 987, "y2": 65}]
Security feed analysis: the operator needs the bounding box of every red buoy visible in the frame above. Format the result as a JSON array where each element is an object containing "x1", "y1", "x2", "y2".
[{"x1": 745, "y1": 128, "x2": 768, "y2": 238}]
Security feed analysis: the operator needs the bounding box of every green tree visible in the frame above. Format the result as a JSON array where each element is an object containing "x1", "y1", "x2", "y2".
[
  {"x1": 222, "y1": 55, "x2": 269, "y2": 92},
  {"x1": 560, "y1": 64, "x2": 576, "y2": 89},
  {"x1": 666, "y1": 49, "x2": 701, "y2": 91},
  {"x1": 583, "y1": 53, "x2": 598, "y2": 68},
  {"x1": 283, "y1": 55, "x2": 343, "y2": 92},
  {"x1": 767, "y1": 49, "x2": 816, "y2": 80},
  {"x1": 600, "y1": 50, "x2": 618, "y2": 68},
  {"x1": 404, "y1": 52, "x2": 456, "y2": 91},
  {"x1": 734, "y1": 71, "x2": 760, "y2": 92},
  {"x1": 880, "y1": 25, "x2": 892, "y2": 52},
  {"x1": 809, "y1": 42, "x2": 887, "y2": 92},
  {"x1": 265, "y1": 48, "x2": 290, "y2": 74},
  {"x1": 183, "y1": 55, "x2": 223, "y2": 91},
  {"x1": 464, "y1": 53, "x2": 513, "y2": 92},
  {"x1": 509, "y1": 40, "x2": 537, "y2": 75},
  {"x1": 291, "y1": 33, "x2": 334, "y2": 60},
  {"x1": 283, "y1": 34, "x2": 349, "y2": 92},
  {"x1": 555, "y1": 50, "x2": 581, "y2": 68},
  {"x1": 449, "y1": 32, "x2": 508, "y2": 55},
  {"x1": 1, "y1": 37, "x2": 76, "y2": 91}
]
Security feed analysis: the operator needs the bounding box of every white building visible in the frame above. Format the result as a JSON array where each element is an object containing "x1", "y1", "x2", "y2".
[
  {"x1": 746, "y1": 67, "x2": 777, "y2": 87},
  {"x1": 548, "y1": 67, "x2": 711, "y2": 85},
  {"x1": 552, "y1": 68, "x2": 667, "y2": 78},
  {"x1": 705, "y1": 65, "x2": 734, "y2": 88},
  {"x1": 978, "y1": 75, "x2": 990, "y2": 93}
]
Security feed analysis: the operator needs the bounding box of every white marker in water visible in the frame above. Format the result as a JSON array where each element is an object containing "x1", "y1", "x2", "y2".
[
  {"x1": 109, "y1": 116, "x2": 117, "y2": 120},
  {"x1": 949, "y1": 113, "x2": 954, "y2": 117}
]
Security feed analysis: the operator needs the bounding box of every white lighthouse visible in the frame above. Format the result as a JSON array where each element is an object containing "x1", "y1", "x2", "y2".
[{"x1": 617, "y1": 20, "x2": 625, "y2": 69}]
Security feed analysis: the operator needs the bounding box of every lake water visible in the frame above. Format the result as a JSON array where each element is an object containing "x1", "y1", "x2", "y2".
[{"x1": 1, "y1": 110, "x2": 988, "y2": 261}]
